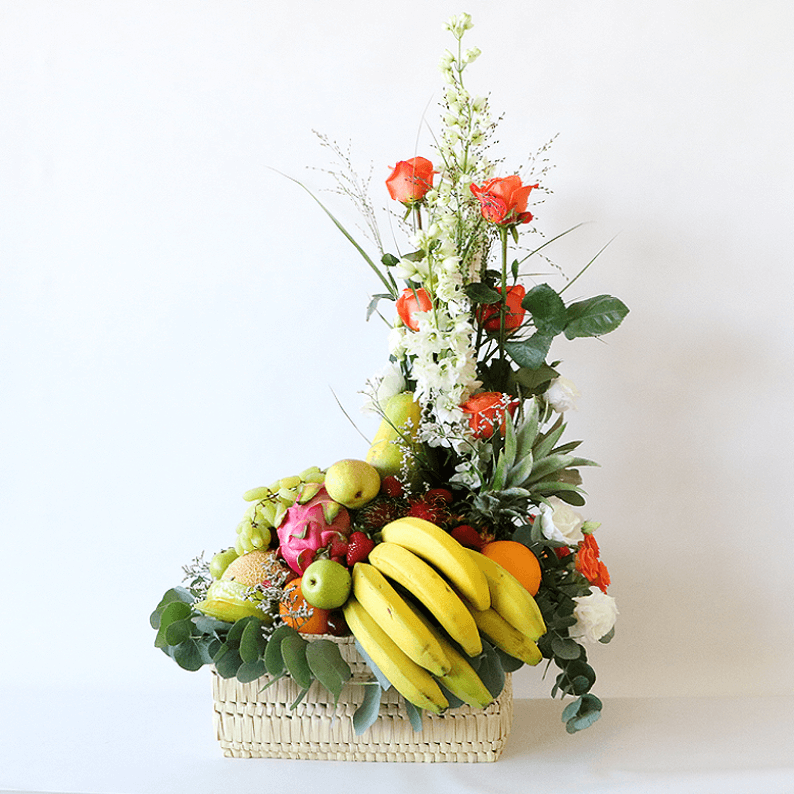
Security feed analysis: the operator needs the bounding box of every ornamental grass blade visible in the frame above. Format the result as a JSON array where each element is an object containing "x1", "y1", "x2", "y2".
[{"x1": 273, "y1": 168, "x2": 397, "y2": 299}]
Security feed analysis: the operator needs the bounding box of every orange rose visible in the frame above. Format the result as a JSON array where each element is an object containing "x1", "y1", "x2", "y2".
[
  {"x1": 396, "y1": 287, "x2": 433, "y2": 331},
  {"x1": 386, "y1": 157, "x2": 436, "y2": 205},
  {"x1": 460, "y1": 392, "x2": 520, "y2": 439},
  {"x1": 575, "y1": 534, "x2": 611, "y2": 593},
  {"x1": 470, "y1": 175, "x2": 538, "y2": 225},
  {"x1": 476, "y1": 284, "x2": 526, "y2": 332}
]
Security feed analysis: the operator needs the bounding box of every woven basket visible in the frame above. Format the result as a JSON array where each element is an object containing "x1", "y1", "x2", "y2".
[{"x1": 212, "y1": 634, "x2": 513, "y2": 762}]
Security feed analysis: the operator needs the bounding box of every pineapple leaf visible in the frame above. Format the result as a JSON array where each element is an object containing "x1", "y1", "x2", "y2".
[
  {"x1": 507, "y1": 451, "x2": 535, "y2": 488},
  {"x1": 503, "y1": 413, "x2": 518, "y2": 472},
  {"x1": 552, "y1": 439, "x2": 584, "y2": 455},
  {"x1": 532, "y1": 417, "x2": 567, "y2": 461},
  {"x1": 515, "y1": 399, "x2": 540, "y2": 461},
  {"x1": 528, "y1": 455, "x2": 597, "y2": 484},
  {"x1": 491, "y1": 450, "x2": 508, "y2": 491}
]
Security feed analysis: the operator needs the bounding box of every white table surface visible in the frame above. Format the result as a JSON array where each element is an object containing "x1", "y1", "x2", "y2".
[{"x1": 2, "y1": 681, "x2": 792, "y2": 794}]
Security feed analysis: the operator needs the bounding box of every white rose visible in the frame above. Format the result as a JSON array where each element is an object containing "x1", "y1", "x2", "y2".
[
  {"x1": 539, "y1": 496, "x2": 586, "y2": 544},
  {"x1": 570, "y1": 588, "x2": 619, "y2": 643},
  {"x1": 545, "y1": 376, "x2": 581, "y2": 413}
]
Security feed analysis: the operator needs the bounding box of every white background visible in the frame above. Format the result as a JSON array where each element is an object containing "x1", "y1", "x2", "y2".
[{"x1": 1, "y1": 0, "x2": 793, "y2": 755}]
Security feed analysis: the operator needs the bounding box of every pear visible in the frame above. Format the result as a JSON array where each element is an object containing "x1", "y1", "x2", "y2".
[
  {"x1": 324, "y1": 459, "x2": 381, "y2": 509},
  {"x1": 365, "y1": 392, "x2": 422, "y2": 479}
]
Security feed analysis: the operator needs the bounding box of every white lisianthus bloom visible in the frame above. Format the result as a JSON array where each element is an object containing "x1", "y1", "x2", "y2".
[
  {"x1": 387, "y1": 326, "x2": 407, "y2": 359},
  {"x1": 570, "y1": 588, "x2": 619, "y2": 643},
  {"x1": 545, "y1": 376, "x2": 581, "y2": 413},
  {"x1": 539, "y1": 496, "x2": 586, "y2": 544}
]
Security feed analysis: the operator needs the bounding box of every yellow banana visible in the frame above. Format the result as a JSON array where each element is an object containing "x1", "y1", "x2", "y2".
[
  {"x1": 469, "y1": 607, "x2": 543, "y2": 666},
  {"x1": 343, "y1": 596, "x2": 449, "y2": 715},
  {"x1": 465, "y1": 548, "x2": 547, "y2": 641},
  {"x1": 368, "y1": 542, "x2": 482, "y2": 657},
  {"x1": 407, "y1": 605, "x2": 494, "y2": 709},
  {"x1": 381, "y1": 517, "x2": 491, "y2": 611},
  {"x1": 351, "y1": 563, "x2": 451, "y2": 676}
]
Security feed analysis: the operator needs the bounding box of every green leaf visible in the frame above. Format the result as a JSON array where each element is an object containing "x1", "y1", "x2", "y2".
[
  {"x1": 154, "y1": 587, "x2": 195, "y2": 613},
  {"x1": 226, "y1": 615, "x2": 259, "y2": 649},
  {"x1": 402, "y1": 699, "x2": 424, "y2": 732},
  {"x1": 507, "y1": 452, "x2": 534, "y2": 488},
  {"x1": 554, "y1": 490, "x2": 587, "y2": 507},
  {"x1": 165, "y1": 618, "x2": 193, "y2": 647},
  {"x1": 475, "y1": 641, "x2": 506, "y2": 698},
  {"x1": 564, "y1": 295, "x2": 629, "y2": 339},
  {"x1": 599, "y1": 627, "x2": 615, "y2": 644},
  {"x1": 239, "y1": 619, "x2": 266, "y2": 664},
  {"x1": 305, "y1": 639, "x2": 352, "y2": 705},
  {"x1": 490, "y1": 450, "x2": 507, "y2": 491},
  {"x1": 505, "y1": 333, "x2": 553, "y2": 370},
  {"x1": 353, "y1": 640, "x2": 393, "y2": 691},
  {"x1": 494, "y1": 646, "x2": 525, "y2": 673},
  {"x1": 503, "y1": 412, "x2": 517, "y2": 471},
  {"x1": 552, "y1": 636, "x2": 583, "y2": 660},
  {"x1": 264, "y1": 625, "x2": 299, "y2": 677},
  {"x1": 381, "y1": 253, "x2": 399, "y2": 267},
  {"x1": 522, "y1": 283, "x2": 567, "y2": 336},
  {"x1": 215, "y1": 648, "x2": 243, "y2": 679},
  {"x1": 173, "y1": 639, "x2": 205, "y2": 672},
  {"x1": 353, "y1": 683, "x2": 383, "y2": 735},
  {"x1": 193, "y1": 616, "x2": 234, "y2": 635},
  {"x1": 366, "y1": 293, "x2": 393, "y2": 321},
  {"x1": 510, "y1": 363, "x2": 559, "y2": 395},
  {"x1": 281, "y1": 634, "x2": 313, "y2": 691},
  {"x1": 532, "y1": 416, "x2": 566, "y2": 461},
  {"x1": 528, "y1": 454, "x2": 597, "y2": 484},
  {"x1": 464, "y1": 282, "x2": 502, "y2": 304},
  {"x1": 236, "y1": 659, "x2": 267, "y2": 683},
  {"x1": 515, "y1": 398, "x2": 540, "y2": 461}
]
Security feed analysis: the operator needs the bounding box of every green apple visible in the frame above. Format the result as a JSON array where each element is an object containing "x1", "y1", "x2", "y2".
[
  {"x1": 301, "y1": 559, "x2": 352, "y2": 610},
  {"x1": 324, "y1": 458, "x2": 381, "y2": 509},
  {"x1": 209, "y1": 547, "x2": 239, "y2": 580}
]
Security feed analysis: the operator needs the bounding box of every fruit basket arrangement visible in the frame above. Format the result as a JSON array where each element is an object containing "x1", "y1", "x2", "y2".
[{"x1": 151, "y1": 14, "x2": 627, "y2": 763}]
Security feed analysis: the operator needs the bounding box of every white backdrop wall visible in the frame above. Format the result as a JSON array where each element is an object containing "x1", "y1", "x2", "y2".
[{"x1": 1, "y1": 0, "x2": 793, "y2": 704}]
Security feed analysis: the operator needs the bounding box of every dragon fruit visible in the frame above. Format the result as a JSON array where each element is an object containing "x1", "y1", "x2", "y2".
[{"x1": 276, "y1": 486, "x2": 352, "y2": 574}]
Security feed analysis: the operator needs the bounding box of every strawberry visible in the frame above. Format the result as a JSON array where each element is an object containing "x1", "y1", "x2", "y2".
[
  {"x1": 450, "y1": 524, "x2": 486, "y2": 550},
  {"x1": 346, "y1": 531, "x2": 375, "y2": 567},
  {"x1": 380, "y1": 476, "x2": 404, "y2": 498}
]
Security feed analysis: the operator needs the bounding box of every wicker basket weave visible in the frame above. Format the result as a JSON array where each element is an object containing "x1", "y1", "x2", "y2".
[{"x1": 212, "y1": 635, "x2": 513, "y2": 762}]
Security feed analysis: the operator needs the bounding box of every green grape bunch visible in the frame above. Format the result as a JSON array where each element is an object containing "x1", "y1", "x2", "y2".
[{"x1": 234, "y1": 466, "x2": 325, "y2": 556}]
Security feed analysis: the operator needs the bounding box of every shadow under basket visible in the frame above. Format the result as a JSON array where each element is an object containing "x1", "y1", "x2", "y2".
[{"x1": 212, "y1": 635, "x2": 513, "y2": 762}]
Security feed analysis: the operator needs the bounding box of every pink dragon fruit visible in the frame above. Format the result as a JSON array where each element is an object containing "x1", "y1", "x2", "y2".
[{"x1": 276, "y1": 486, "x2": 352, "y2": 574}]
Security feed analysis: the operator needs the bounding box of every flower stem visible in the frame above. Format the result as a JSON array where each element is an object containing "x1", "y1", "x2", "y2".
[{"x1": 499, "y1": 227, "x2": 509, "y2": 366}]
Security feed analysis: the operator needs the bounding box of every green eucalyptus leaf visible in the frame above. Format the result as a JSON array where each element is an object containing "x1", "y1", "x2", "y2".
[
  {"x1": 264, "y1": 625, "x2": 300, "y2": 677},
  {"x1": 154, "y1": 587, "x2": 195, "y2": 613},
  {"x1": 215, "y1": 648, "x2": 243, "y2": 679},
  {"x1": 475, "y1": 641, "x2": 506, "y2": 698},
  {"x1": 599, "y1": 626, "x2": 616, "y2": 644},
  {"x1": 165, "y1": 617, "x2": 194, "y2": 646},
  {"x1": 437, "y1": 683, "x2": 465, "y2": 710},
  {"x1": 240, "y1": 619, "x2": 266, "y2": 664},
  {"x1": 561, "y1": 697, "x2": 583, "y2": 723},
  {"x1": 173, "y1": 639, "x2": 205, "y2": 672},
  {"x1": 494, "y1": 646, "x2": 525, "y2": 673},
  {"x1": 552, "y1": 636, "x2": 583, "y2": 660},
  {"x1": 192, "y1": 615, "x2": 234, "y2": 635},
  {"x1": 564, "y1": 295, "x2": 629, "y2": 339},
  {"x1": 305, "y1": 639, "x2": 352, "y2": 704},
  {"x1": 236, "y1": 659, "x2": 267, "y2": 683},
  {"x1": 226, "y1": 615, "x2": 259, "y2": 649},
  {"x1": 353, "y1": 683, "x2": 383, "y2": 735},
  {"x1": 505, "y1": 333, "x2": 553, "y2": 370},
  {"x1": 403, "y1": 699, "x2": 424, "y2": 732},
  {"x1": 281, "y1": 634, "x2": 313, "y2": 690},
  {"x1": 522, "y1": 283, "x2": 567, "y2": 336}
]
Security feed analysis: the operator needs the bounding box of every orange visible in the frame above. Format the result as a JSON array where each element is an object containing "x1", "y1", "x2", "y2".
[
  {"x1": 278, "y1": 578, "x2": 329, "y2": 634},
  {"x1": 481, "y1": 540, "x2": 542, "y2": 596}
]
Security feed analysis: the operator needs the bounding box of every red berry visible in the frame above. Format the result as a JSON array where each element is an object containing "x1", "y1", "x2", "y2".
[
  {"x1": 380, "y1": 476, "x2": 404, "y2": 498},
  {"x1": 424, "y1": 488, "x2": 453, "y2": 504},
  {"x1": 346, "y1": 531, "x2": 376, "y2": 567},
  {"x1": 450, "y1": 524, "x2": 486, "y2": 550}
]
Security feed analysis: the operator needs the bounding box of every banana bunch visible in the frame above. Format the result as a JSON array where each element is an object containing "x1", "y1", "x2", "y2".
[
  {"x1": 465, "y1": 548, "x2": 546, "y2": 666},
  {"x1": 343, "y1": 515, "x2": 548, "y2": 713},
  {"x1": 234, "y1": 466, "x2": 325, "y2": 556}
]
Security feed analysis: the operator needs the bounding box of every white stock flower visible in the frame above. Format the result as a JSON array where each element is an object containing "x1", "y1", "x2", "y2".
[
  {"x1": 570, "y1": 588, "x2": 618, "y2": 643},
  {"x1": 361, "y1": 364, "x2": 406, "y2": 414},
  {"x1": 545, "y1": 376, "x2": 581, "y2": 413},
  {"x1": 539, "y1": 496, "x2": 586, "y2": 545}
]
